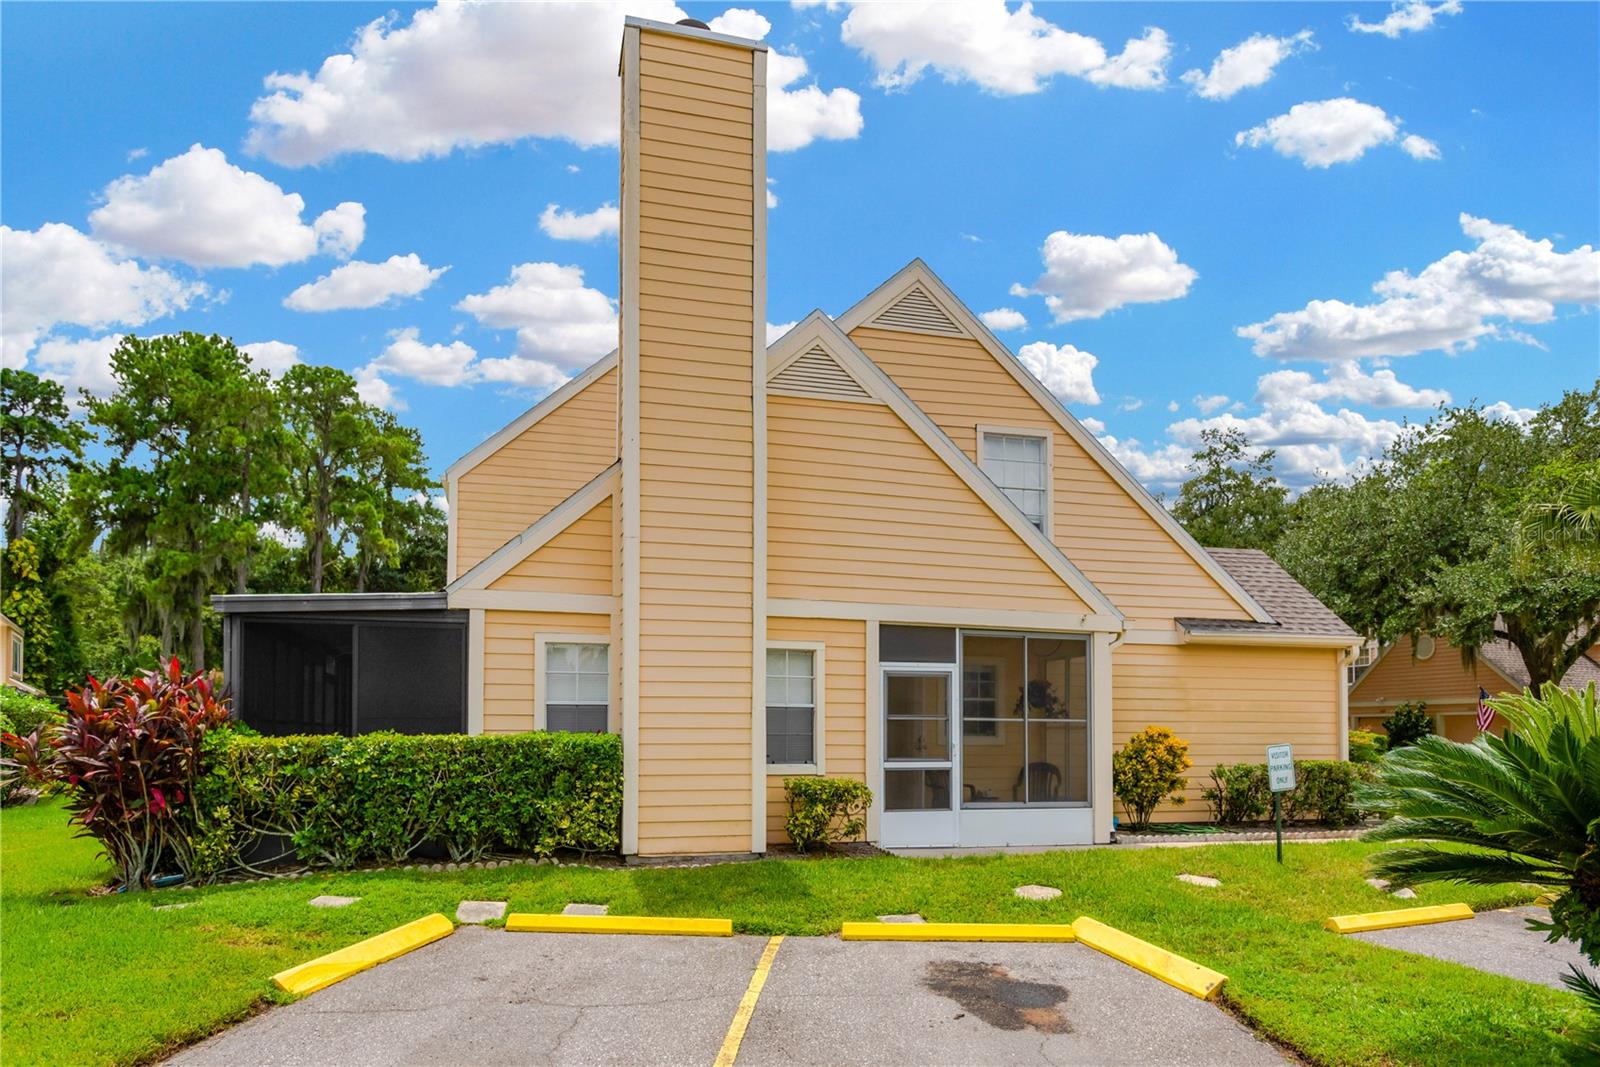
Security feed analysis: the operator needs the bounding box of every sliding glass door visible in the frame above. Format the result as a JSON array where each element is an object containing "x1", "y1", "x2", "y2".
[{"x1": 960, "y1": 633, "x2": 1088, "y2": 808}]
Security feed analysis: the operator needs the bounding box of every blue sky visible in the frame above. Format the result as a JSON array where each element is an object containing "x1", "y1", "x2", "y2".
[{"x1": 4, "y1": 1, "x2": 1597, "y2": 492}]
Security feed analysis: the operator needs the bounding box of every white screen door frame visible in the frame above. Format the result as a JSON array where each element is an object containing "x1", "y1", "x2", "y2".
[{"x1": 879, "y1": 664, "x2": 959, "y2": 847}]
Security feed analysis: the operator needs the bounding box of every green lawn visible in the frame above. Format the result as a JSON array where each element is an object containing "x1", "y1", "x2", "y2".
[{"x1": 1, "y1": 800, "x2": 1585, "y2": 1066}]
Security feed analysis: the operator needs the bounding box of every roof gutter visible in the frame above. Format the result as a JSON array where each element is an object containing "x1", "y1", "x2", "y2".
[{"x1": 1178, "y1": 628, "x2": 1364, "y2": 651}]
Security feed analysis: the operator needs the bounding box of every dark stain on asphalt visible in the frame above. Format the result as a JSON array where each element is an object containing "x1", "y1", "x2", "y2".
[{"x1": 922, "y1": 960, "x2": 1071, "y2": 1033}]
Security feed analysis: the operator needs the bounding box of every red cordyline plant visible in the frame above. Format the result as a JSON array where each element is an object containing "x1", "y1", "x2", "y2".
[{"x1": 1, "y1": 659, "x2": 232, "y2": 889}]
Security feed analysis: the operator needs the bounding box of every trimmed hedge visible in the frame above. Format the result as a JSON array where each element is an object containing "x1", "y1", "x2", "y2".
[
  {"x1": 1202, "y1": 759, "x2": 1375, "y2": 828},
  {"x1": 784, "y1": 775, "x2": 870, "y2": 851},
  {"x1": 193, "y1": 730, "x2": 622, "y2": 878}
]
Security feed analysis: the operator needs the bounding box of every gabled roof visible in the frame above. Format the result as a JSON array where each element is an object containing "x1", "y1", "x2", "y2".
[
  {"x1": 444, "y1": 350, "x2": 617, "y2": 482},
  {"x1": 447, "y1": 462, "x2": 620, "y2": 593},
  {"x1": 1479, "y1": 638, "x2": 1600, "y2": 691},
  {"x1": 835, "y1": 260, "x2": 1274, "y2": 625},
  {"x1": 767, "y1": 312, "x2": 1123, "y2": 624},
  {"x1": 1176, "y1": 549, "x2": 1358, "y2": 645}
]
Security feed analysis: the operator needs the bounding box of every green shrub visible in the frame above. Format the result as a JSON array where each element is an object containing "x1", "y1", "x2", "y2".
[
  {"x1": 1112, "y1": 726, "x2": 1191, "y2": 829},
  {"x1": 1285, "y1": 761, "x2": 1375, "y2": 827},
  {"x1": 1202, "y1": 760, "x2": 1373, "y2": 826},
  {"x1": 193, "y1": 730, "x2": 623, "y2": 878},
  {"x1": 783, "y1": 775, "x2": 870, "y2": 852},
  {"x1": 1203, "y1": 763, "x2": 1269, "y2": 824},
  {"x1": 2, "y1": 660, "x2": 231, "y2": 887},
  {"x1": 1348, "y1": 729, "x2": 1387, "y2": 764},
  {"x1": 1382, "y1": 700, "x2": 1433, "y2": 748},
  {"x1": 0, "y1": 686, "x2": 62, "y2": 738}
]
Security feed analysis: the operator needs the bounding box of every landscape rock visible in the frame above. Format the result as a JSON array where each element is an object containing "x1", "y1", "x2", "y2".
[
  {"x1": 1177, "y1": 874, "x2": 1222, "y2": 888},
  {"x1": 1391, "y1": 887, "x2": 1417, "y2": 900},
  {"x1": 1013, "y1": 884, "x2": 1063, "y2": 901},
  {"x1": 1366, "y1": 878, "x2": 1390, "y2": 890}
]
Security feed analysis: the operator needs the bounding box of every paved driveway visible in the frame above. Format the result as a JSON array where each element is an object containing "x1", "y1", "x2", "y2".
[{"x1": 171, "y1": 927, "x2": 1282, "y2": 1066}]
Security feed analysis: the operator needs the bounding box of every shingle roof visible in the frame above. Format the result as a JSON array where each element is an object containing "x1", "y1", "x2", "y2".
[
  {"x1": 1478, "y1": 638, "x2": 1600, "y2": 690},
  {"x1": 1175, "y1": 548, "x2": 1359, "y2": 641}
]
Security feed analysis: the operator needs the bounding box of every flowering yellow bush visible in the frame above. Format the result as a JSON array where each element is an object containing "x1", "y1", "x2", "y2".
[{"x1": 1112, "y1": 725, "x2": 1192, "y2": 829}]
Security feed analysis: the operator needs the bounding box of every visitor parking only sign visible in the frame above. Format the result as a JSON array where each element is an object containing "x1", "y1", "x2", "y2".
[{"x1": 1266, "y1": 744, "x2": 1295, "y2": 793}]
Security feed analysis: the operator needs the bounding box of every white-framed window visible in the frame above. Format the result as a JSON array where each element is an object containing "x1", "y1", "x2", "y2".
[
  {"x1": 766, "y1": 643, "x2": 826, "y2": 771},
  {"x1": 8, "y1": 634, "x2": 21, "y2": 681},
  {"x1": 978, "y1": 428, "x2": 1051, "y2": 533},
  {"x1": 536, "y1": 636, "x2": 611, "y2": 734}
]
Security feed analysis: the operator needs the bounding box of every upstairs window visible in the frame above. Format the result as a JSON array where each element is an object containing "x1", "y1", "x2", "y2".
[{"x1": 979, "y1": 430, "x2": 1049, "y2": 532}]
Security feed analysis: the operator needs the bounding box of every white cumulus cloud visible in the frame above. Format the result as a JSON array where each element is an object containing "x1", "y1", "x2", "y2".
[
  {"x1": 1238, "y1": 213, "x2": 1600, "y2": 361},
  {"x1": 1182, "y1": 30, "x2": 1313, "y2": 100},
  {"x1": 768, "y1": 51, "x2": 864, "y2": 151},
  {"x1": 1349, "y1": 0, "x2": 1462, "y2": 38},
  {"x1": 456, "y1": 261, "x2": 617, "y2": 370},
  {"x1": 837, "y1": 1, "x2": 1169, "y2": 94},
  {"x1": 1011, "y1": 229, "x2": 1197, "y2": 322},
  {"x1": 1016, "y1": 341, "x2": 1100, "y2": 405},
  {"x1": 707, "y1": 8, "x2": 770, "y2": 39},
  {"x1": 28, "y1": 334, "x2": 124, "y2": 398},
  {"x1": 1193, "y1": 394, "x2": 1233, "y2": 414},
  {"x1": 1, "y1": 223, "x2": 205, "y2": 362},
  {"x1": 284, "y1": 254, "x2": 447, "y2": 312},
  {"x1": 245, "y1": 2, "x2": 857, "y2": 164},
  {"x1": 367, "y1": 327, "x2": 479, "y2": 386},
  {"x1": 1400, "y1": 133, "x2": 1441, "y2": 160},
  {"x1": 538, "y1": 203, "x2": 619, "y2": 241},
  {"x1": 980, "y1": 308, "x2": 1027, "y2": 331},
  {"x1": 240, "y1": 340, "x2": 302, "y2": 376},
  {"x1": 1254, "y1": 362, "x2": 1450, "y2": 408},
  {"x1": 767, "y1": 321, "x2": 798, "y2": 344},
  {"x1": 89, "y1": 145, "x2": 363, "y2": 268},
  {"x1": 1235, "y1": 98, "x2": 1434, "y2": 167}
]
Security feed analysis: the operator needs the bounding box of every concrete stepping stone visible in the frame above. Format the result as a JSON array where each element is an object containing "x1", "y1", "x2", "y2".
[
  {"x1": 1177, "y1": 874, "x2": 1222, "y2": 888},
  {"x1": 154, "y1": 901, "x2": 195, "y2": 911},
  {"x1": 877, "y1": 913, "x2": 924, "y2": 923},
  {"x1": 309, "y1": 895, "x2": 359, "y2": 908},
  {"x1": 561, "y1": 902, "x2": 609, "y2": 916},
  {"x1": 457, "y1": 900, "x2": 508, "y2": 924},
  {"x1": 1366, "y1": 877, "x2": 1390, "y2": 890},
  {"x1": 1013, "y1": 884, "x2": 1062, "y2": 901}
]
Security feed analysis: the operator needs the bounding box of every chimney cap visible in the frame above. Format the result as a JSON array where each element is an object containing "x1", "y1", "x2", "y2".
[{"x1": 675, "y1": 17, "x2": 711, "y2": 29}]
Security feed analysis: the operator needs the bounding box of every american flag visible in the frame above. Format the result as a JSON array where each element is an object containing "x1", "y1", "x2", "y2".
[{"x1": 1477, "y1": 687, "x2": 1495, "y2": 733}]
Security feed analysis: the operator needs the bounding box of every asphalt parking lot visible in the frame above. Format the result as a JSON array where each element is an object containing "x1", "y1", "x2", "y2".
[
  {"x1": 1352, "y1": 906, "x2": 1593, "y2": 990},
  {"x1": 169, "y1": 927, "x2": 1284, "y2": 1066}
]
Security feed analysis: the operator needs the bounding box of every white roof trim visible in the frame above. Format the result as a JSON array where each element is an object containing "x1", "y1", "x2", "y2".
[
  {"x1": 777, "y1": 312, "x2": 1122, "y2": 622},
  {"x1": 444, "y1": 350, "x2": 617, "y2": 482},
  {"x1": 836, "y1": 260, "x2": 1274, "y2": 625},
  {"x1": 447, "y1": 462, "x2": 620, "y2": 594}
]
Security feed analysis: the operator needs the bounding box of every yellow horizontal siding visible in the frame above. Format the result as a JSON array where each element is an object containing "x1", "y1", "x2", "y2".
[
  {"x1": 767, "y1": 394, "x2": 1089, "y2": 613},
  {"x1": 482, "y1": 610, "x2": 611, "y2": 735},
  {"x1": 848, "y1": 327, "x2": 1249, "y2": 626},
  {"x1": 1351, "y1": 634, "x2": 1515, "y2": 707},
  {"x1": 454, "y1": 367, "x2": 617, "y2": 580},
  {"x1": 1113, "y1": 643, "x2": 1340, "y2": 819},
  {"x1": 633, "y1": 28, "x2": 756, "y2": 857},
  {"x1": 489, "y1": 498, "x2": 613, "y2": 595}
]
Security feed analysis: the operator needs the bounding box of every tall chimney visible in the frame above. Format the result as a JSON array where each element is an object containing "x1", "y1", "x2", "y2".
[{"x1": 618, "y1": 18, "x2": 767, "y2": 856}]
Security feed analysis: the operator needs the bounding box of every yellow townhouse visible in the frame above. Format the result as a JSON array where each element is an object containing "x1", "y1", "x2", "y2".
[{"x1": 218, "y1": 16, "x2": 1360, "y2": 858}]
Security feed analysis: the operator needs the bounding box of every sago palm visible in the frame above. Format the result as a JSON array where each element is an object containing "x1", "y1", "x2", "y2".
[{"x1": 1360, "y1": 683, "x2": 1600, "y2": 1006}]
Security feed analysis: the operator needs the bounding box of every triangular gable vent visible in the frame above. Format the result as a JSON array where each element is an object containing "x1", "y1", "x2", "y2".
[
  {"x1": 770, "y1": 343, "x2": 876, "y2": 402},
  {"x1": 869, "y1": 284, "x2": 966, "y2": 336}
]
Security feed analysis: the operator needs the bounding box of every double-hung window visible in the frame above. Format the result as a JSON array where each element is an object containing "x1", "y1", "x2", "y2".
[
  {"x1": 544, "y1": 641, "x2": 609, "y2": 733},
  {"x1": 979, "y1": 430, "x2": 1049, "y2": 533},
  {"x1": 766, "y1": 647, "x2": 821, "y2": 768}
]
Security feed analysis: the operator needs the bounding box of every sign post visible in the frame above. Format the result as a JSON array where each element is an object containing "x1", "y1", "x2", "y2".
[{"x1": 1265, "y1": 744, "x2": 1295, "y2": 864}]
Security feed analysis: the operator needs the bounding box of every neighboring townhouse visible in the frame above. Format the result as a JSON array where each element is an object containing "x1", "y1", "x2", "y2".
[
  {"x1": 1350, "y1": 633, "x2": 1600, "y2": 741},
  {"x1": 436, "y1": 16, "x2": 1359, "y2": 856},
  {"x1": 1, "y1": 613, "x2": 39, "y2": 694}
]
